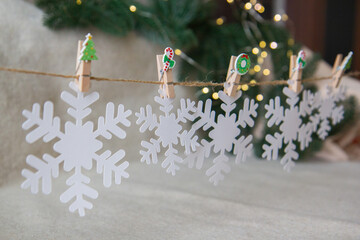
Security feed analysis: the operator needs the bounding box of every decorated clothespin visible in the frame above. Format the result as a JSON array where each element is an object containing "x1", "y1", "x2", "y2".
[
  {"x1": 288, "y1": 50, "x2": 306, "y2": 93},
  {"x1": 157, "y1": 47, "x2": 175, "y2": 98},
  {"x1": 224, "y1": 53, "x2": 251, "y2": 97},
  {"x1": 75, "y1": 33, "x2": 98, "y2": 92},
  {"x1": 332, "y1": 51, "x2": 353, "y2": 88}
]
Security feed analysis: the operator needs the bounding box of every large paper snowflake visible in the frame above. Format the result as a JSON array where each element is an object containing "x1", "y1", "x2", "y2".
[
  {"x1": 21, "y1": 82, "x2": 131, "y2": 216},
  {"x1": 135, "y1": 89, "x2": 198, "y2": 176},
  {"x1": 183, "y1": 90, "x2": 258, "y2": 186},
  {"x1": 313, "y1": 85, "x2": 346, "y2": 139},
  {"x1": 262, "y1": 87, "x2": 320, "y2": 171}
]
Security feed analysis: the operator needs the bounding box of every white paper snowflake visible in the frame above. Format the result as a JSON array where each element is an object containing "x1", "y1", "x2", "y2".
[
  {"x1": 183, "y1": 90, "x2": 258, "y2": 186},
  {"x1": 21, "y1": 82, "x2": 131, "y2": 216},
  {"x1": 135, "y1": 89, "x2": 199, "y2": 176},
  {"x1": 262, "y1": 86, "x2": 322, "y2": 171},
  {"x1": 313, "y1": 85, "x2": 346, "y2": 139}
]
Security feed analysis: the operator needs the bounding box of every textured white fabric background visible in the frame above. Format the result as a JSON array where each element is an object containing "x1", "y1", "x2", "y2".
[
  {"x1": 1, "y1": 159, "x2": 360, "y2": 239},
  {"x1": 1, "y1": 1, "x2": 360, "y2": 239}
]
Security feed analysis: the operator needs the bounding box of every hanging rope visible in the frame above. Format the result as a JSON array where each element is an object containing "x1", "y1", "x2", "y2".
[{"x1": 0, "y1": 66, "x2": 359, "y2": 88}]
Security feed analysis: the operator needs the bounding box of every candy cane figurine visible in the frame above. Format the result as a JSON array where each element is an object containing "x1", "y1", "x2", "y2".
[
  {"x1": 159, "y1": 47, "x2": 176, "y2": 81},
  {"x1": 296, "y1": 50, "x2": 306, "y2": 69}
]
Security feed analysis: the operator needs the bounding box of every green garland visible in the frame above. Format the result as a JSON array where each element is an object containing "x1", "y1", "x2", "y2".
[{"x1": 35, "y1": 0, "x2": 357, "y2": 159}]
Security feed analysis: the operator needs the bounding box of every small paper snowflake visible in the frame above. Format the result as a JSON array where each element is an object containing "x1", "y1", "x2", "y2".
[
  {"x1": 21, "y1": 82, "x2": 131, "y2": 216},
  {"x1": 183, "y1": 90, "x2": 258, "y2": 186},
  {"x1": 262, "y1": 87, "x2": 319, "y2": 171},
  {"x1": 313, "y1": 85, "x2": 346, "y2": 139},
  {"x1": 135, "y1": 89, "x2": 199, "y2": 176}
]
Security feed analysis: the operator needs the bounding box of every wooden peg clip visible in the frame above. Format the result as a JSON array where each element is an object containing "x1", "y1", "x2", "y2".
[
  {"x1": 332, "y1": 52, "x2": 353, "y2": 88},
  {"x1": 75, "y1": 40, "x2": 91, "y2": 92},
  {"x1": 288, "y1": 55, "x2": 303, "y2": 93},
  {"x1": 156, "y1": 54, "x2": 175, "y2": 98},
  {"x1": 224, "y1": 56, "x2": 241, "y2": 97},
  {"x1": 332, "y1": 54, "x2": 343, "y2": 88}
]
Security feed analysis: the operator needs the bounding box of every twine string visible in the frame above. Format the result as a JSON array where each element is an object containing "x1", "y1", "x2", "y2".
[{"x1": 0, "y1": 66, "x2": 359, "y2": 88}]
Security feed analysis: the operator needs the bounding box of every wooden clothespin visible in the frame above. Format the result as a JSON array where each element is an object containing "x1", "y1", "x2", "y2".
[
  {"x1": 224, "y1": 53, "x2": 251, "y2": 97},
  {"x1": 332, "y1": 51, "x2": 353, "y2": 88},
  {"x1": 288, "y1": 50, "x2": 306, "y2": 93},
  {"x1": 75, "y1": 33, "x2": 98, "y2": 92},
  {"x1": 157, "y1": 47, "x2": 175, "y2": 98}
]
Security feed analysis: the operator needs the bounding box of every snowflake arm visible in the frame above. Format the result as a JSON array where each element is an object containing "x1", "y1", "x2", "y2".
[
  {"x1": 22, "y1": 102, "x2": 62, "y2": 143},
  {"x1": 234, "y1": 135, "x2": 253, "y2": 164},
  {"x1": 299, "y1": 90, "x2": 314, "y2": 116},
  {"x1": 192, "y1": 99, "x2": 216, "y2": 131},
  {"x1": 182, "y1": 146, "x2": 206, "y2": 170},
  {"x1": 96, "y1": 103, "x2": 132, "y2": 139},
  {"x1": 298, "y1": 122, "x2": 314, "y2": 150},
  {"x1": 179, "y1": 130, "x2": 199, "y2": 155},
  {"x1": 262, "y1": 132, "x2": 283, "y2": 160},
  {"x1": 21, "y1": 154, "x2": 62, "y2": 194},
  {"x1": 310, "y1": 114, "x2": 320, "y2": 132},
  {"x1": 333, "y1": 86, "x2": 346, "y2": 102},
  {"x1": 181, "y1": 100, "x2": 215, "y2": 169},
  {"x1": 280, "y1": 141, "x2": 298, "y2": 172},
  {"x1": 200, "y1": 139, "x2": 214, "y2": 158},
  {"x1": 237, "y1": 98, "x2": 258, "y2": 128},
  {"x1": 60, "y1": 169, "x2": 98, "y2": 217},
  {"x1": 264, "y1": 97, "x2": 284, "y2": 127},
  {"x1": 317, "y1": 119, "x2": 331, "y2": 140},
  {"x1": 284, "y1": 87, "x2": 299, "y2": 108},
  {"x1": 135, "y1": 105, "x2": 158, "y2": 132},
  {"x1": 205, "y1": 152, "x2": 231, "y2": 186},
  {"x1": 140, "y1": 138, "x2": 161, "y2": 164},
  {"x1": 155, "y1": 94, "x2": 173, "y2": 116},
  {"x1": 312, "y1": 92, "x2": 322, "y2": 109},
  {"x1": 162, "y1": 145, "x2": 182, "y2": 176},
  {"x1": 218, "y1": 91, "x2": 240, "y2": 115},
  {"x1": 94, "y1": 150, "x2": 129, "y2": 188},
  {"x1": 177, "y1": 98, "x2": 199, "y2": 154},
  {"x1": 183, "y1": 138, "x2": 213, "y2": 170},
  {"x1": 331, "y1": 105, "x2": 344, "y2": 124},
  {"x1": 177, "y1": 98, "x2": 196, "y2": 122},
  {"x1": 299, "y1": 111, "x2": 321, "y2": 151},
  {"x1": 61, "y1": 82, "x2": 99, "y2": 121}
]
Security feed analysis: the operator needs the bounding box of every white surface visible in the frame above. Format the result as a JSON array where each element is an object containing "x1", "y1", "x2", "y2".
[{"x1": 1, "y1": 158, "x2": 360, "y2": 239}]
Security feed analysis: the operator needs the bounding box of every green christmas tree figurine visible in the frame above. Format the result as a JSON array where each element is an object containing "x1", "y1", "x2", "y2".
[{"x1": 79, "y1": 33, "x2": 98, "y2": 61}]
